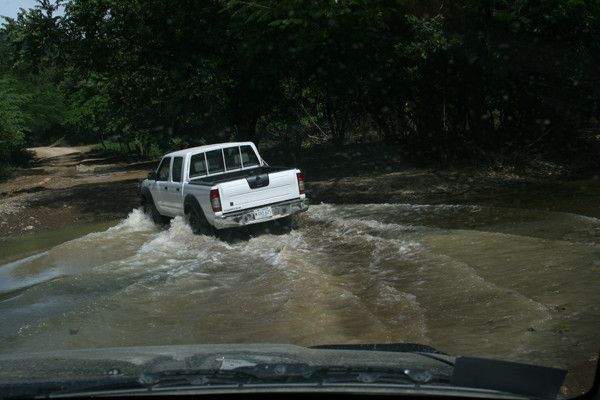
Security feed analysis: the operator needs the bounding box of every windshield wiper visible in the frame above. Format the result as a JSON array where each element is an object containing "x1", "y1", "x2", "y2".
[
  {"x1": 238, "y1": 363, "x2": 450, "y2": 384},
  {"x1": 137, "y1": 363, "x2": 452, "y2": 388},
  {"x1": 0, "y1": 363, "x2": 451, "y2": 399},
  {"x1": 0, "y1": 352, "x2": 566, "y2": 400}
]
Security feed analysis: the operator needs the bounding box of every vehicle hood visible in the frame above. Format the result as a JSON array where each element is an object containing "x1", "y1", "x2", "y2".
[
  {"x1": 0, "y1": 343, "x2": 567, "y2": 399},
  {"x1": 0, "y1": 343, "x2": 451, "y2": 382}
]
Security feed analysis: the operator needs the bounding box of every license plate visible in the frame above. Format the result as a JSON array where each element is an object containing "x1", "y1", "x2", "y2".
[{"x1": 254, "y1": 207, "x2": 273, "y2": 220}]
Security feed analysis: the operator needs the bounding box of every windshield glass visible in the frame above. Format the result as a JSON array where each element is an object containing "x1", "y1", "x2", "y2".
[{"x1": 0, "y1": 1, "x2": 598, "y2": 399}]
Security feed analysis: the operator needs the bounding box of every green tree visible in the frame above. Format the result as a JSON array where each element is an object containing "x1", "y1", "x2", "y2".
[
  {"x1": 1, "y1": 0, "x2": 67, "y2": 155},
  {"x1": 4, "y1": 0, "x2": 598, "y2": 166},
  {"x1": 1, "y1": 0, "x2": 66, "y2": 75},
  {"x1": 0, "y1": 77, "x2": 29, "y2": 167}
]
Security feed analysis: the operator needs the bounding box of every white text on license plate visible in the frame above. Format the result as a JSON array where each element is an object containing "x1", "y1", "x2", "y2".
[{"x1": 254, "y1": 207, "x2": 273, "y2": 220}]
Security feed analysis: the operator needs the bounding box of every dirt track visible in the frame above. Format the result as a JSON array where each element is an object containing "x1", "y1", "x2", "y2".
[{"x1": 0, "y1": 146, "x2": 153, "y2": 237}]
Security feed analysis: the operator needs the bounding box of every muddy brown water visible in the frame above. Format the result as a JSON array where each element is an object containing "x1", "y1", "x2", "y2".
[{"x1": 0, "y1": 177, "x2": 599, "y2": 396}]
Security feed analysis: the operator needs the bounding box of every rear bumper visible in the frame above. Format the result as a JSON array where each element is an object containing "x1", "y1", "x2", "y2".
[{"x1": 213, "y1": 198, "x2": 309, "y2": 229}]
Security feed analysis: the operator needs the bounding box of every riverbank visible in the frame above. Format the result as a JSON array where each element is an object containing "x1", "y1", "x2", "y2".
[{"x1": 0, "y1": 144, "x2": 596, "y2": 238}]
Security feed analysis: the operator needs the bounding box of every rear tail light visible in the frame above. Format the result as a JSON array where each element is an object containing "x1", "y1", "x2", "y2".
[
  {"x1": 297, "y1": 173, "x2": 305, "y2": 195},
  {"x1": 210, "y1": 189, "x2": 222, "y2": 212}
]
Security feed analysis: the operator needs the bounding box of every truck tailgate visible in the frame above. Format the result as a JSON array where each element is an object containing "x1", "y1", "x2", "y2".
[{"x1": 218, "y1": 169, "x2": 300, "y2": 213}]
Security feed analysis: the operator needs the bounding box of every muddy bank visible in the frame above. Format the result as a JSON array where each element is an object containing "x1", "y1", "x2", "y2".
[{"x1": 0, "y1": 144, "x2": 587, "y2": 238}]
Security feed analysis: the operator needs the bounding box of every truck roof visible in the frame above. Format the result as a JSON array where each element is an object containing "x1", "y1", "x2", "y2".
[{"x1": 163, "y1": 141, "x2": 257, "y2": 158}]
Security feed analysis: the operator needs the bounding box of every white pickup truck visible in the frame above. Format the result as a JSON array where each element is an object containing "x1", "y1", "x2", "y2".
[{"x1": 139, "y1": 142, "x2": 309, "y2": 234}]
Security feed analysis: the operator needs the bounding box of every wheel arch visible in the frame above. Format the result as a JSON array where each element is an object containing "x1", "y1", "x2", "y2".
[
  {"x1": 184, "y1": 194, "x2": 215, "y2": 235},
  {"x1": 184, "y1": 194, "x2": 201, "y2": 214},
  {"x1": 140, "y1": 186, "x2": 153, "y2": 205}
]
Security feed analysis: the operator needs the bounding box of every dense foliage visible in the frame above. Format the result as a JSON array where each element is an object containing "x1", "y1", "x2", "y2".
[{"x1": 1, "y1": 0, "x2": 599, "y2": 166}]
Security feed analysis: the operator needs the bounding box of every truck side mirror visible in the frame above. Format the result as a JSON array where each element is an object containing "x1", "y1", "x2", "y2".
[{"x1": 148, "y1": 172, "x2": 157, "y2": 181}]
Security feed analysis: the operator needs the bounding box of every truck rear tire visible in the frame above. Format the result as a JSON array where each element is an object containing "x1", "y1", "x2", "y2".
[{"x1": 185, "y1": 202, "x2": 215, "y2": 236}]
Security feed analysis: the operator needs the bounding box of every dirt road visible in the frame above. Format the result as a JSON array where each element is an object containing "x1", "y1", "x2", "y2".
[{"x1": 0, "y1": 146, "x2": 153, "y2": 237}]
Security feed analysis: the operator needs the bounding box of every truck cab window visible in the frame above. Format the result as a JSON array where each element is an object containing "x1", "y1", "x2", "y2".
[
  {"x1": 157, "y1": 157, "x2": 171, "y2": 181},
  {"x1": 189, "y1": 153, "x2": 207, "y2": 178},
  {"x1": 206, "y1": 150, "x2": 225, "y2": 174},
  {"x1": 172, "y1": 157, "x2": 183, "y2": 182},
  {"x1": 224, "y1": 147, "x2": 242, "y2": 171},
  {"x1": 240, "y1": 145, "x2": 259, "y2": 167}
]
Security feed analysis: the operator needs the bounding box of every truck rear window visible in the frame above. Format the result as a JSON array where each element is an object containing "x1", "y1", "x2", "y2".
[
  {"x1": 241, "y1": 145, "x2": 259, "y2": 167},
  {"x1": 189, "y1": 153, "x2": 207, "y2": 178},
  {"x1": 224, "y1": 147, "x2": 241, "y2": 171},
  {"x1": 206, "y1": 150, "x2": 225, "y2": 174},
  {"x1": 189, "y1": 146, "x2": 261, "y2": 179}
]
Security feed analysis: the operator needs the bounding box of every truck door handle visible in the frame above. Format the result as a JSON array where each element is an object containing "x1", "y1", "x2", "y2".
[
  {"x1": 164, "y1": 186, "x2": 168, "y2": 190},
  {"x1": 176, "y1": 188, "x2": 180, "y2": 192}
]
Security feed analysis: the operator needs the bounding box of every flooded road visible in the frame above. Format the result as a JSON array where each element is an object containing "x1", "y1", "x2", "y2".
[{"x1": 0, "y1": 181, "x2": 599, "y2": 395}]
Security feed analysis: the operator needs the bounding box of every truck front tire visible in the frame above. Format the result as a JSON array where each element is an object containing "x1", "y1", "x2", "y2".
[{"x1": 142, "y1": 194, "x2": 168, "y2": 225}]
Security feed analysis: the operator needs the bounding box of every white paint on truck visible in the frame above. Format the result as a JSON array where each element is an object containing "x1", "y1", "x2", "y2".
[{"x1": 139, "y1": 142, "x2": 309, "y2": 233}]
